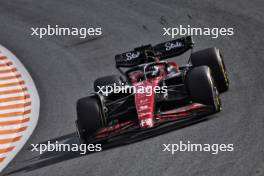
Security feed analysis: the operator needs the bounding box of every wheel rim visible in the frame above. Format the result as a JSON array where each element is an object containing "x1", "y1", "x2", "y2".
[
  {"x1": 212, "y1": 86, "x2": 221, "y2": 111},
  {"x1": 220, "y1": 53, "x2": 229, "y2": 86},
  {"x1": 208, "y1": 68, "x2": 222, "y2": 112}
]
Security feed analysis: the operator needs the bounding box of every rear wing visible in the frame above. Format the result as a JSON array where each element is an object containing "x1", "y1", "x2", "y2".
[
  {"x1": 115, "y1": 36, "x2": 194, "y2": 68},
  {"x1": 153, "y1": 36, "x2": 194, "y2": 60}
]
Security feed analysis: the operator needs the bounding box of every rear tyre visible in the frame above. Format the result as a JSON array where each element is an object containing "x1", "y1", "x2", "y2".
[
  {"x1": 94, "y1": 75, "x2": 123, "y2": 92},
  {"x1": 186, "y1": 66, "x2": 221, "y2": 112},
  {"x1": 76, "y1": 96, "x2": 104, "y2": 139},
  {"x1": 190, "y1": 47, "x2": 229, "y2": 93}
]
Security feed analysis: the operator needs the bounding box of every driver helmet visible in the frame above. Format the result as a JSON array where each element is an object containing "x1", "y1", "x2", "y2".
[{"x1": 148, "y1": 65, "x2": 160, "y2": 77}]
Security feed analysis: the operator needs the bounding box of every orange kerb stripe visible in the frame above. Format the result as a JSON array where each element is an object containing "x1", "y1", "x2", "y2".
[
  {"x1": 0, "y1": 136, "x2": 22, "y2": 144},
  {"x1": 0, "y1": 74, "x2": 21, "y2": 81},
  {"x1": 0, "y1": 146, "x2": 15, "y2": 154},
  {"x1": 0, "y1": 94, "x2": 30, "y2": 103},
  {"x1": 0, "y1": 80, "x2": 25, "y2": 88},
  {"x1": 0, "y1": 61, "x2": 12, "y2": 67},
  {"x1": 0, "y1": 102, "x2": 31, "y2": 110},
  {"x1": 0, "y1": 87, "x2": 27, "y2": 95},
  {"x1": 0, "y1": 68, "x2": 17, "y2": 74},
  {"x1": 0, "y1": 118, "x2": 30, "y2": 125},
  {"x1": 0, "y1": 127, "x2": 27, "y2": 135},
  {"x1": 0, "y1": 157, "x2": 5, "y2": 162},
  {"x1": 0, "y1": 56, "x2": 7, "y2": 60},
  {"x1": 0, "y1": 110, "x2": 31, "y2": 118}
]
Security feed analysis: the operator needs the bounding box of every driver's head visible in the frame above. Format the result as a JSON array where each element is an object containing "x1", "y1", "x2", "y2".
[{"x1": 147, "y1": 65, "x2": 160, "y2": 77}]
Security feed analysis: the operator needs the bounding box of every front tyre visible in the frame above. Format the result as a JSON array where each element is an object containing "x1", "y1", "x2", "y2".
[
  {"x1": 76, "y1": 96, "x2": 104, "y2": 141},
  {"x1": 186, "y1": 66, "x2": 221, "y2": 113},
  {"x1": 190, "y1": 47, "x2": 229, "y2": 93}
]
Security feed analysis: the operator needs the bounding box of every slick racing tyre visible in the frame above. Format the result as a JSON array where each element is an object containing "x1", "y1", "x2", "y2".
[
  {"x1": 76, "y1": 96, "x2": 104, "y2": 139},
  {"x1": 190, "y1": 47, "x2": 229, "y2": 93},
  {"x1": 94, "y1": 75, "x2": 123, "y2": 93},
  {"x1": 186, "y1": 66, "x2": 221, "y2": 112}
]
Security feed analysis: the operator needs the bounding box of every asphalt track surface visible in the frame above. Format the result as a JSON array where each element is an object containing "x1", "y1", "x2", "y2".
[{"x1": 0, "y1": 0, "x2": 263, "y2": 175}]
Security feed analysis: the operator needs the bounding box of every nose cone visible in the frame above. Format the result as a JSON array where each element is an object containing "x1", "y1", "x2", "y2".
[
  {"x1": 134, "y1": 81, "x2": 156, "y2": 129},
  {"x1": 140, "y1": 117, "x2": 154, "y2": 128}
]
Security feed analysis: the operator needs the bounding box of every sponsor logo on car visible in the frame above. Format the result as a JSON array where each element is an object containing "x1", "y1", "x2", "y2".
[
  {"x1": 165, "y1": 42, "x2": 184, "y2": 51},
  {"x1": 125, "y1": 52, "x2": 140, "y2": 60}
]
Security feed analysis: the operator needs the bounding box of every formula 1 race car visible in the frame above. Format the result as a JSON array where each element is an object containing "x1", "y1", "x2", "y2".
[{"x1": 76, "y1": 36, "x2": 229, "y2": 144}]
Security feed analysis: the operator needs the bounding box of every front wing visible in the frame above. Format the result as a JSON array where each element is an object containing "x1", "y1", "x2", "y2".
[{"x1": 76, "y1": 103, "x2": 215, "y2": 145}]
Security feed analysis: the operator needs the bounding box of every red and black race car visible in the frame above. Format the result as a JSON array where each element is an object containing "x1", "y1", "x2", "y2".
[{"x1": 75, "y1": 36, "x2": 229, "y2": 144}]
